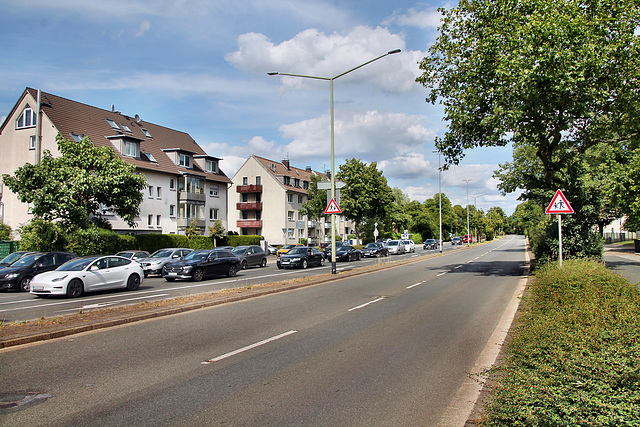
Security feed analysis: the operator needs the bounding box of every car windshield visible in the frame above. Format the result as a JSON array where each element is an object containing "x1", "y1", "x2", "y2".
[
  {"x1": 11, "y1": 254, "x2": 42, "y2": 267},
  {"x1": 57, "y1": 257, "x2": 100, "y2": 271},
  {"x1": 182, "y1": 251, "x2": 210, "y2": 261},
  {"x1": 364, "y1": 243, "x2": 378, "y2": 249},
  {"x1": 388, "y1": 241, "x2": 398, "y2": 246},
  {"x1": 232, "y1": 247, "x2": 248, "y2": 255},
  {"x1": 0, "y1": 252, "x2": 24, "y2": 265},
  {"x1": 288, "y1": 248, "x2": 307, "y2": 255},
  {"x1": 149, "y1": 249, "x2": 174, "y2": 258},
  {"x1": 281, "y1": 244, "x2": 296, "y2": 250}
]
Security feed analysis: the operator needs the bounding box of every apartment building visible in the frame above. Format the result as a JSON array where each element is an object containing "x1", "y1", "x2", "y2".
[{"x1": 0, "y1": 88, "x2": 230, "y2": 235}]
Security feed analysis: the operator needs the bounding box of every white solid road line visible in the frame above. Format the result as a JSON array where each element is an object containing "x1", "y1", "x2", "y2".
[{"x1": 202, "y1": 330, "x2": 297, "y2": 364}]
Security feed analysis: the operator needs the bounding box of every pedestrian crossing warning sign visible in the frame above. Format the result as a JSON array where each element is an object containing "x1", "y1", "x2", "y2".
[
  {"x1": 325, "y1": 198, "x2": 342, "y2": 214},
  {"x1": 545, "y1": 190, "x2": 574, "y2": 214}
]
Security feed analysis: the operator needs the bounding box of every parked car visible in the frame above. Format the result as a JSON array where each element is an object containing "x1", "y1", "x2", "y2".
[
  {"x1": 334, "y1": 245, "x2": 362, "y2": 262},
  {"x1": 386, "y1": 240, "x2": 406, "y2": 255},
  {"x1": 276, "y1": 244, "x2": 303, "y2": 258},
  {"x1": 402, "y1": 239, "x2": 416, "y2": 253},
  {"x1": 324, "y1": 241, "x2": 350, "y2": 258},
  {"x1": 232, "y1": 245, "x2": 267, "y2": 269},
  {"x1": 463, "y1": 235, "x2": 473, "y2": 244},
  {"x1": 162, "y1": 249, "x2": 241, "y2": 281},
  {"x1": 361, "y1": 242, "x2": 388, "y2": 257},
  {"x1": 0, "y1": 252, "x2": 77, "y2": 292},
  {"x1": 30, "y1": 255, "x2": 143, "y2": 298},
  {"x1": 423, "y1": 239, "x2": 438, "y2": 250},
  {"x1": 276, "y1": 247, "x2": 325, "y2": 269},
  {"x1": 266, "y1": 245, "x2": 278, "y2": 255},
  {"x1": 115, "y1": 250, "x2": 150, "y2": 262},
  {"x1": 0, "y1": 251, "x2": 39, "y2": 269},
  {"x1": 138, "y1": 248, "x2": 193, "y2": 277},
  {"x1": 451, "y1": 237, "x2": 462, "y2": 245}
]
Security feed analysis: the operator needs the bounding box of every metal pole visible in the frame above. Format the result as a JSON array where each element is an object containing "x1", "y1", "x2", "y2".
[
  {"x1": 330, "y1": 79, "x2": 336, "y2": 274},
  {"x1": 558, "y1": 214, "x2": 563, "y2": 267},
  {"x1": 464, "y1": 179, "x2": 471, "y2": 246},
  {"x1": 438, "y1": 151, "x2": 442, "y2": 253}
]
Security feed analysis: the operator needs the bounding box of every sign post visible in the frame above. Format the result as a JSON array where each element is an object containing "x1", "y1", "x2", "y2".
[{"x1": 545, "y1": 190, "x2": 574, "y2": 267}]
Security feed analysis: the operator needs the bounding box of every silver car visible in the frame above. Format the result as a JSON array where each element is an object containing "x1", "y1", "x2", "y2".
[
  {"x1": 138, "y1": 248, "x2": 193, "y2": 277},
  {"x1": 386, "y1": 240, "x2": 406, "y2": 255}
]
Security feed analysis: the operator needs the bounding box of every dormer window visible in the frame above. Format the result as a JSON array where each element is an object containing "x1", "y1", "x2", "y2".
[
  {"x1": 206, "y1": 159, "x2": 218, "y2": 173},
  {"x1": 120, "y1": 123, "x2": 132, "y2": 133},
  {"x1": 17, "y1": 105, "x2": 37, "y2": 129},
  {"x1": 141, "y1": 128, "x2": 152, "y2": 138},
  {"x1": 106, "y1": 119, "x2": 120, "y2": 130},
  {"x1": 124, "y1": 141, "x2": 139, "y2": 158},
  {"x1": 70, "y1": 133, "x2": 85, "y2": 142},
  {"x1": 179, "y1": 153, "x2": 191, "y2": 168}
]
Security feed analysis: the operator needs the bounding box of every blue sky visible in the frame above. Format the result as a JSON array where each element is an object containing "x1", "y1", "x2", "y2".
[{"x1": 0, "y1": 0, "x2": 522, "y2": 215}]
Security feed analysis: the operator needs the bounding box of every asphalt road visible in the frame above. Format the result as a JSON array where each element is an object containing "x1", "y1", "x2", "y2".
[
  {"x1": 0, "y1": 236, "x2": 527, "y2": 426},
  {"x1": 0, "y1": 244, "x2": 461, "y2": 323},
  {"x1": 604, "y1": 245, "x2": 640, "y2": 285}
]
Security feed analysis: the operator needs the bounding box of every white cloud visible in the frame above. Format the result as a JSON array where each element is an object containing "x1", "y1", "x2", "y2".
[
  {"x1": 379, "y1": 152, "x2": 434, "y2": 180},
  {"x1": 135, "y1": 20, "x2": 151, "y2": 37},
  {"x1": 226, "y1": 26, "x2": 424, "y2": 93},
  {"x1": 383, "y1": 7, "x2": 444, "y2": 29}
]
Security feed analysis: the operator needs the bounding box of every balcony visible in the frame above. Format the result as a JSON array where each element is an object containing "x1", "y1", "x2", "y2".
[
  {"x1": 236, "y1": 202, "x2": 263, "y2": 211},
  {"x1": 237, "y1": 219, "x2": 263, "y2": 228},
  {"x1": 178, "y1": 191, "x2": 206, "y2": 203},
  {"x1": 177, "y1": 218, "x2": 206, "y2": 228},
  {"x1": 236, "y1": 185, "x2": 263, "y2": 193}
]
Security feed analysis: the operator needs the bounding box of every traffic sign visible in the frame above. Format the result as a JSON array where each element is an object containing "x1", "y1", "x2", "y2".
[
  {"x1": 545, "y1": 190, "x2": 574, "y2": 214},
  {"x1": 325, "y1": 198, "x2": 342, "y2": 214}
]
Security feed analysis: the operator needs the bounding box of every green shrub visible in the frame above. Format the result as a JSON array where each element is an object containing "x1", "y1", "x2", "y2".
[
  {"x1": 189, "y1": 235, "x2": 214, "y2": 250},
  {"x1": 224, "y1": 235, "x2": 263, "y2": 247},
  {"x1": 483, "y1": 259, "x2": 640, "y2": 425},
  {"x1": 17, "y1": 219, "x2": 67, "y2": 251},
  {"x1": 0, "y1": 223, "x2": 11, "y2": 240},
  {"x1": 133, "y1": 234, "x2": 190, "y2": 253},
  {"x1": 66, "y1": 226, "x2": 124, "y2": 256}
]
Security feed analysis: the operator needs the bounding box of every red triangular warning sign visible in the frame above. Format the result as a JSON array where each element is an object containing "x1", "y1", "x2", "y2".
[
  {"x1": 325, "y1": 198, "x2": 342, "y2": 214},
  {"x1": 545, "y1": 190, "x2": 574, "y2": 214}
]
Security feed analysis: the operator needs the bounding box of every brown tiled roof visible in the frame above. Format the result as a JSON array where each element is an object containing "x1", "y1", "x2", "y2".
[
  {"x1": 19, "y1": 88, "x2": 230, "y2": 183},
  {"x1": 253, "y1": 155, "x2": 327, "y2": 194}
]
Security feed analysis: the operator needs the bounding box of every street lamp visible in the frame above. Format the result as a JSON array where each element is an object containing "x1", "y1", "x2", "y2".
[
  {"x1": 463, "y1": 179, "x2": 471, "y2": 246},
  {"x1": 269, "y1": 48, "x2": 401, "y2": 274},
  {"x1": 434, "y1": 150, "x2": 442, "y2": 253}
]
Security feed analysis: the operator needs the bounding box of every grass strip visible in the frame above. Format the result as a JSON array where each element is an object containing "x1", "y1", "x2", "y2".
[{"x1": 482, "y1": 259, "x2": 640, "y2": 426}]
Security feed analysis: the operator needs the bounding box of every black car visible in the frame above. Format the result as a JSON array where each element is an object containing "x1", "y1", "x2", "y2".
[
  {"x1": 277, "y1": 247, "x2": 325, "y2": 269},
  {"x1": 0, "y1": 252, "x2": 77, "y2": 291},
  {"x1": 361, "y1": 242, "x2": 388, "y2": 257},
  {"x1": 334, "y1": 245, "x2": 362, "y2": 262},
  {"x1": 423, "y1": 239, "x2": 438, "y2": 250},
  {"x1": 162, "y1": 249, "x2": 241, "y2": 281},
  {"x1": 324, "y1": 241, "x2": 349, "y2": 258},
  {"x1": 0, "y1": 251, "x2": 39, "y2": 269},
  {"x1": 232, "y1": 245, "x2": 267, "y2": 269}
]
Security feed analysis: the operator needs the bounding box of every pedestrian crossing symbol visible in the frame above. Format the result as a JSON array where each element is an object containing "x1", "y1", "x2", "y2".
[
  {"x1": 325, "y1": 198, "x2": 342, "y2": 214},
  {"x1": 545, "y1": 190, "x2": 574, "y2": 214}
]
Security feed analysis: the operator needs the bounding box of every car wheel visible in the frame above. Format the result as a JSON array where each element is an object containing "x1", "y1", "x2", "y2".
[
  {"x1": 261, "y1": 258, "x2": 267, "y2": 267},
  {"x1": 320, "y1": 257, "x2": 325, "y2": 266},
  {"x1": 277, "y1": 264, "x2": 283, "y2": 269},
  {"x1": 241, "y1": 260, "x2": 247, "y2": 270},
  {"x1": 20, "y1": 277, "x2": 32, "y2": 292},
  {"x1": 126, "y1": 274, "x2": 141, "y2": 291},
  {"x1": 302, "y1": 259, "x2": 308, "y2": 269},
  {"x1": 193, "y1": 268, "x2": 204, "y2": 282},
  {"x1": 228, "y1": 264, "x2": 238, "y2": 277},
  {"x1": 66, "y1": 279, "x2": 84, "y2": 298}
]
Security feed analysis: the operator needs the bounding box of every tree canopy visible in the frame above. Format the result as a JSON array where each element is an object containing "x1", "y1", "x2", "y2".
[{"x1": 2, "y1": 135, "x2": 148, "y2": 229}]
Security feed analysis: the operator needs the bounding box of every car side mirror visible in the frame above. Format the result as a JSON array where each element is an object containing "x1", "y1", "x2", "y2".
[{"x1": 90, "y1": 265, "x2": 99, "y2": 271}]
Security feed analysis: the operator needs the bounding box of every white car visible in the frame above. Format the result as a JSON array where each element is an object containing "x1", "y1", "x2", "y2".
[
  {"x1": 386, "y1": 240, "x2": 406, "y2": 255},
  {"x1": 402, "y1": 239, "x2": 416, "y2": 253},
  {"x1": 30, "y1": 255, "x2": 144, "y2": 298}
]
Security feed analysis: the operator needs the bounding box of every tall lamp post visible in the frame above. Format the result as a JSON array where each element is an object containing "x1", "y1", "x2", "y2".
[
  {"x1": 269, "y1": 49, "x2": 401, "y2": 274},
  {"x1": 434, "y1": 150, "x2": 442, "y2": 253},
  {"x1": 463, "y1": 179, "x2": 471, "y2": 246}
]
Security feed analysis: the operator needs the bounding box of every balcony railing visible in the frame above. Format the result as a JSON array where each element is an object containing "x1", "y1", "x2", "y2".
[
  {"x1": 236, "y1": 185, "x2": 263, "y2": 193},
  {"x1": 178, "y1": 191, "x2": 206, "y2": 203},
  {"x1": 237, "y1": 219, "x2": 263, "y2": 228},
  {"x1": 236, "y1": 202, "x2": 263, "y2": 211},
  {"x1": 177, "y1": 218, "x2": 206, "y2": 228}
]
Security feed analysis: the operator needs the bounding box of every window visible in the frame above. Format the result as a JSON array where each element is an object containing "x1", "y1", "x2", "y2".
[
  {"x1": 298, "y1": 195, "x2": 303, "y2": 204},
  {"x1": 124, "y1": 141, "x2": 138, "y2": 157},
  {"x1": 288, "y1": 211, "x2": 294, "y2": 221},
  {"x1": 178, "y1": 176, "x2": 204, "y2": 194},
  {"x1": 106, "y1": 119, "x2": 120, "y2": 130},
  {"x1": 209, "y1": 185, "x2": 219, "y2": 197},
  {"x1": 283, "y1": 176, "x2": 291, "y2": 185},
  {"x1": 148, "y1": 186, "x2": 154, "y2": 198},
  {"x1": 29, "y1": 135, "x2": 36, "y2": 150},
  {"x1": 141, "y1": 128, "x2": 152, "y2": 138},
  {"x1": 242, "y1": 211, "x2": 249, "y2": 219},
  {"x1": 256, "y1": 176, "x2": 261, "y2": 185},
  {"x1": 169, "y1": 178, "x2": 176, "y2": 190},
  {"x1": 70, "y1": 133, "x2": 84, "y2": 142},
  {"x1": 242, "y1": 194, "x2": 248, "y2": 202},
  {"x1": 298, "y1": 212, "x2": 304, "y2": 220},
  {"x1": 294, "y1": 178, "x2": 300, "y2": 187},
  {"x1": 206, "y1": 159, "x2": 217, "y2": 173},
  {"x1": 209, "y1": 208, "x2": 218, "y2": 220},
  {"x1": 242, "y1": 177, "x2": 248, "y2": 185},
  {"x1": 156, "y1": 215, "x2": 161, "y2": 226},
  {"x1": 17, "y1": 106, "x2": 37, "y2": 129},
  {"x1": 303, "y1": 181, "x2": 309, "y2": 190},
  {"x1": 179, "y1": 153, "x2": 191, "y2": 168},
  {"x1": 148, "y1": 214, "x2": 153, "y2": 226},
  {"x1": 156, "y1": 187, "x2": 162, "y2": 199},
  {"x1": 287, "y1": 194, "x2": 293, "y2": 203},
  {"x1": 169, "y1": 205, "x2": 176, "y2": 217},
  {"x1": 255, "y1": 193, "x2": 261, "y2": 202},
  {"x1": 120, "y1": 123, "x2": 132, "y2": 133}
]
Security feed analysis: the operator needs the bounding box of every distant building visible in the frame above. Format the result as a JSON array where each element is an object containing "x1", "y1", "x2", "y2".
[
  {"x1": 228, "y1": 155, "x2": 353, "y2": 245},
  {"x1": 0, "y1": 88, "x2": 230, "y2": 235}
]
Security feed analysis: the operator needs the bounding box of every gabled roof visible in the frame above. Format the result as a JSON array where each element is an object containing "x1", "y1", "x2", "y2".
[
  {"x1": 4, "y1": 88, "x2": 230, "y2": 183},
  {"x1": 252, "y1": 155, "x2": 327, "y2": 193}
]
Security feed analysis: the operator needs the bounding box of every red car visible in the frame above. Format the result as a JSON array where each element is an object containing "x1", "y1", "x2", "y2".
[{"x1": 463, "y1": 235, "x2": 473, "y2": 244}]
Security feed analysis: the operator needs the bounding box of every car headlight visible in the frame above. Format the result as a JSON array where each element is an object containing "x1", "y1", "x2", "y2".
[
  {"x1": 182, "y1": 266, "x2": 192, "y2": 273},
  {"x1": 5, "y1": 273, "x2": 19, "y2": 279},
  {"x1": 291, "y1": 257, "x2": 302, "y2": 262},
  {"x1": 52, "y1": 275, "x2": 68, "y2": 282}
]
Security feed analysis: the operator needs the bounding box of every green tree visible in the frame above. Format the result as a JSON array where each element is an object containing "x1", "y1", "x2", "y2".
[
  {"x1": 208, "y1": 219, "x2": 226, "y2": 247},
  {"x1": 300, "y1": 174, "x2": 328, "y2": 222},
  {"x1": 336, "y1": 159, "x2": 393, "y2": 242},
  {"x1": 2, "y1": 135, "x2": 148, "y2": 229},
  {"x1": 0, "y1": 223, "x2": 11, "y2": 240}
]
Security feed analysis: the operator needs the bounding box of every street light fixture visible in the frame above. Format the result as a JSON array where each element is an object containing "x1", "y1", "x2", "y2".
[{"x1": 269, "y1": 48, "x2": 401, "y2": 274}]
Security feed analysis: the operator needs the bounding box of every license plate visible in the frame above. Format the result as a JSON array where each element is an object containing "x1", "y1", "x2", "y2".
[
  {"x1": 32, "y1": 286, "x2": 43, "y2": 291},
  {"x1": 168, "y1": 272, "x2": 177, "y2": 276}
]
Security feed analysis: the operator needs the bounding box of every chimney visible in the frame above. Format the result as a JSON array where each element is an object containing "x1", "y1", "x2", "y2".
[
  {"x1": 305, "y1": 166, "x2": 312, "y2": 172},
  {"x1": 282, "y1": 159, "x2": 290, "y2": 170}
]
